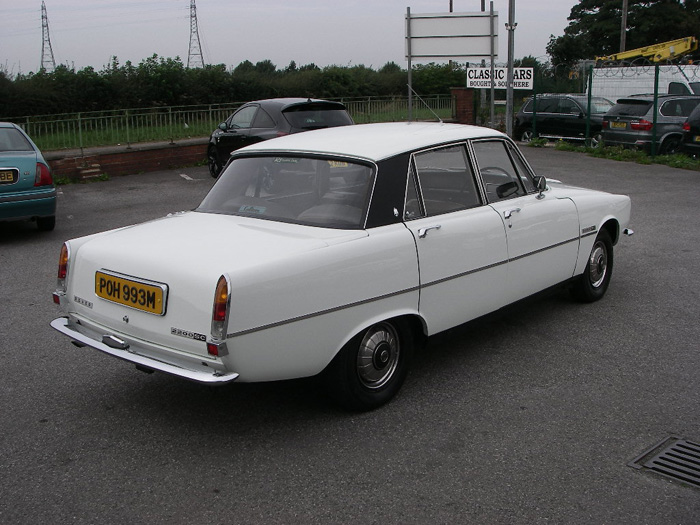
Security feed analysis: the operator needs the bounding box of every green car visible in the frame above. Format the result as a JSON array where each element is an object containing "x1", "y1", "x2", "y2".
[{"x1": 0, "y1": 122, "x2": 56, "y2": 231}]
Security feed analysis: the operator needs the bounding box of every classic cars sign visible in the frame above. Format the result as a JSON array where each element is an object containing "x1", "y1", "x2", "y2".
[{"x1": 467, "y1": 67, "x2": 534, "y2": 89}]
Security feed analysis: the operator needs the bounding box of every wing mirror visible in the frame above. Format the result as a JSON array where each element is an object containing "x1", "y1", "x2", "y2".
[
  {"x1": 534, "y1": 175, "x2": 547, "y2": 199},
  {"x1": 218, "y1": 122, "x2": 227, "y2": 130}
]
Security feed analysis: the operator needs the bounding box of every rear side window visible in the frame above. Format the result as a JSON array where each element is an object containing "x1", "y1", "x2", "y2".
[
  {"x1": 408, "y1": 144, "x2": 481, "y2": 218},
  {"x1": 660, "y1": 99, "x2": 700, "y2": 117},
  {"x1": 0, "y1": 128, "x2": 34, "y2": 152},
  {"x1": 251, "y1": 108, "x2": 275, "y2": 128},
  {"x1": 607, "y1": 100, "x2": 652, "y2": 117},
  {"x1": 283, "y1": 104, "x2": 353, "y2": 130}
]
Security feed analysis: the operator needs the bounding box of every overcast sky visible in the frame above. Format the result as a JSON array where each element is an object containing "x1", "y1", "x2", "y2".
[{"x1": 1, "y1": 0, "x2": 580, "y2": 75}]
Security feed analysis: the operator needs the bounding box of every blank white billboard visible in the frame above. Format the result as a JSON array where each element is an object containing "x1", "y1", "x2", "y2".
[{"x1": 406, "y1": 11, "x2": 499, "y2": 61}]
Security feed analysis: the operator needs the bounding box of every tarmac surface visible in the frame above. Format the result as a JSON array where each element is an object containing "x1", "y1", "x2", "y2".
[{"x1": 0, "y1": 145, "x2": 698, "y2": 524}]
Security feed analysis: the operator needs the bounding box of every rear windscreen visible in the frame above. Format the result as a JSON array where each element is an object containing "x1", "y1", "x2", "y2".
[
  {"x1": 0, "y1": 128, "x2": 34, "y2": 152},
  {"x1": 282, "y1": 104, "x2": 354, "y2": 130},
  {"x1": 607, "y1": 101, "x2": 652, "y2": 117}
]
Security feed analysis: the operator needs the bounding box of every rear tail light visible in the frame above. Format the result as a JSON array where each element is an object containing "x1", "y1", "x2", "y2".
[
  {"x1": 210, "y1": 274, "x2": 231, "y2": 345},
  {"x1": 602, "y1": 120, "x2": 609, "y2": 129},
  {"x1": 683, "y1": 121, "x2": 690, "y2": 132},
  {"x1": 34, "y1": 162, "x2": 53, "y2": 187},
  {"x1": 54, "y1": 243, "x2": 70, "y2": 305},
  {"x1": 275, "y1": 131, "x2": 289, "y2": 137},
  {"x1": 630, "y1": 119, "x2": 653, "y2": 131}
]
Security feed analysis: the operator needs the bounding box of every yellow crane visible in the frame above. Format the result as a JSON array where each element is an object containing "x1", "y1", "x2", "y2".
[{"x1": 596, "y1": 36, "x2": 698, "y2": 63}]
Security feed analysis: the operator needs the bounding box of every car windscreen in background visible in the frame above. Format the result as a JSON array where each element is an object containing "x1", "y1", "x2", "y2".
[
  {"x1": 607, "y1": 100, "x2": 652, "y2": 117},
  {"x1": 282, "y1": 104, "x2": 354, "y2": 130}
]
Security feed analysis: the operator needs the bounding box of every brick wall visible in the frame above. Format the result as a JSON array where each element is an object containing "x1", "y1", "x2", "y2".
[
  {"x1": 450, "y1": 88, "x2": 475, "y2": 125},
  {"x1": 45, "y1": 139, "x2": 209, "y2": 180}
]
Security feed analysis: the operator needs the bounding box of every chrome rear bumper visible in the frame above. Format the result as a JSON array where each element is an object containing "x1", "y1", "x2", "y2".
[{"x1": 51, "y1": 316, "x2": 239, "y2": 384}]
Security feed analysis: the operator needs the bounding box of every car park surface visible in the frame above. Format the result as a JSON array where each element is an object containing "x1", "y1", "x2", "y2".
[
  {"x1": 515, "y1": 93, "x2": 613, "y2": 146},
  {"x1": 1, "y1": 148, "x2": 698, "y2": 523},
  {"x1": 0, "y1": 121, "x2": 56, "y2": 231},
  {"x1": 602, "y1": 94, "x2": 700, "y2": 154},
  {"x1": 206, "y1": 98, "x2": 353, "y2": 178},
  {"x1": 51, "y1": 123, "x2": 631, "y2": 411}
]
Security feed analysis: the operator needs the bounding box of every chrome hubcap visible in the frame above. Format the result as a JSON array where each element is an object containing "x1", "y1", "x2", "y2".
[
  {"x1": 356, "y1": 323, "x2": 400, "y2": 389},
  {"x1": 588, "y1": 241, "x2": 607, "y2": 288}
]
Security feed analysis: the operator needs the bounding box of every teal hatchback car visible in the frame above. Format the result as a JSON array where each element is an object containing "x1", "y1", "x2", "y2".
[{"x1": 0, "y1": 122, "x2": 56, "y2": 231}]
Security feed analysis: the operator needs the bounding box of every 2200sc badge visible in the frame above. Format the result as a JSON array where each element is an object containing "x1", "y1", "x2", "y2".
[{"x1": 51, "y1": 122, "x2": 633, "y2": 411}]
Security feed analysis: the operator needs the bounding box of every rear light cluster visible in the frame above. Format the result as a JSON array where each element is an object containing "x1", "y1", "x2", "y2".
[
  {"x1": 683, "y1": 121, "x2": 691, "y2": 132},
  {"x1": 34, "y1": 162, "x2": 53, "y2": 187},
  {"x1": 208, "y1": 274, "x2": 231, "y2": 357},
  {"x1": 630, "y1": 119, "x2": 653, "y2": 131},
  {"x1": 602, "y1": 120, "x2": 609, "y2": 129},
  {"x1": 53, "y1": 243, "x2": 70, "y2": 305}
]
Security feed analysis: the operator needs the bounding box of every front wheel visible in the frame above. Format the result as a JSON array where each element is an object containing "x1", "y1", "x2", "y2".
[
  {"x1": 324, "y1": 319, "x2": 413, "y2": 411},
  {"x1": 208, "y1": 147, "x2": 222, "y2": 178},
  {"x1": 571, "y1": 229, "x2": 613, "y2": 302}
]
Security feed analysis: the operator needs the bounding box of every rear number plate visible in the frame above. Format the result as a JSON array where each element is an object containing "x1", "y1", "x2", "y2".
[
  {"x1": 0, "y1": 169, "x2": 18, "y2": 184},
  {"x1": 610, "y1": 121, "x2": 626, "y2": 129},
  {"x1": 694, "y1": 135, "x2": 700, "y2": 143},
  {"x1": 95, "y1": 270, "x2": 167, "y2": 315}
]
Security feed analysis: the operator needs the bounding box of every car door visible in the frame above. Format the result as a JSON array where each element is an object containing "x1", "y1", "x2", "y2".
[
  {"x1": 471, "y1": 139, "x2": 580, "y2": 303},
  {"x1": 557, "y1": 98, "x2": 586, "y2": 139},
  {"x1": 216, "y1": 104, "x2": 258, "y2": 161},
  {"x1": 403, "y1": 143, "x2": 509, "y2": 335}
]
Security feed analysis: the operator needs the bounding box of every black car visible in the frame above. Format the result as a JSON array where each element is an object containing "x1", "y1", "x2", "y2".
[
  {"x1": 207, "y1": 98, "x2": 354, "y2": 177},
  {"x1": 681, "y1": 103, "x2": 700, "y2": 156},
  {"x1": 515, "y1": 94, "x2": 613, "y2": 146}
]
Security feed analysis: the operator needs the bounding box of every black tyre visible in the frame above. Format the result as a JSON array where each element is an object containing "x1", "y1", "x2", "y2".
[
  {"x1": 571, "y1": 229, "x2": 613, "y2": 302},
  {"x1": 660, "y1": 136, "x2": 682, "y2": 155},
  {"x1": 520, "y1": 128, "x2": 534, "y2": 143},
  {"x1": 208, "y1": 146, "x2": 222, "y2": 178},
  {"x1": 36, "y1": 216, "x2": 55, "y2": 232},
  {"x1": 324, "y1": 319, "x2": 413, "y2": 411}
]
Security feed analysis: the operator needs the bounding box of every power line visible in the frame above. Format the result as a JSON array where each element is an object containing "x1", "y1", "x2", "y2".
[
  {"x1": 187, "y1": 0, "x2": 205, "y2": 68},
  {"x1": 40, "y1": 1, "x2": 56, "y2": 71}
]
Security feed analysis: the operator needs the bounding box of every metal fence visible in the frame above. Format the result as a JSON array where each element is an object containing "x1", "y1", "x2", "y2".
[
  {"x1": 5, "y1": 95, "x2": 455, "y2": 152},
  {"x1": 522, "y1": 64, "x2": 700, "y2": 155}
]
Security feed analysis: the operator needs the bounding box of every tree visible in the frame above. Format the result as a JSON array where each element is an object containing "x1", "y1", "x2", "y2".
[{"x1": 547, "y1": 0, "x2": 700, "y2": 66}]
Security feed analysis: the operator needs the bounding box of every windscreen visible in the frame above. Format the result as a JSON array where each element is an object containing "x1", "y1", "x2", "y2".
[
  {"x1": 197, "y1": 155, "x2": 374, "y2": 229},
  {"x1": 282, "y1": 104, "x2": 354, "y2": 130}
]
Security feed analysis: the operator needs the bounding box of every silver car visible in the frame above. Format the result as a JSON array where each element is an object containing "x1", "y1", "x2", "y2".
[{"x1": 602, "y1": 94, "x2": 700, "y2": 154}]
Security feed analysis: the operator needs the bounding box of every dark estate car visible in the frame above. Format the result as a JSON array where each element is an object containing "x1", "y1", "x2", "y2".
[
  {"x1": 207, "y1": 98, "x2": 354, "y2": 178},
  {"x1": 0, "y1": 122, "x2": 56, "y2": 231},
  {"x1": 602, "y1": 94, "x2": 700, "y2": 154},
  {"x1": 515, "y1": 94, "x2": 613, "y2": 146},
  {"x1": 681, "y1": 103, "x2": 700, "y2": 155}
]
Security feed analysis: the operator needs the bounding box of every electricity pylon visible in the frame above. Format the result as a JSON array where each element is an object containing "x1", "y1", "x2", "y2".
[
  {"x1": 41, "y1": 1, "x2": 56, "y2": 71},
  {"x1": 187, "y1": 0, "x2": 205, "y2": 68}
]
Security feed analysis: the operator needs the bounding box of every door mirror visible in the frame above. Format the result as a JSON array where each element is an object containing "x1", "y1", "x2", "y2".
[
  {"x1": 533, "y1": 175, "x2": 547, "y2": 198},
  {"x1": 218, "y1": 122, "x2": 227, "y2": 130}
]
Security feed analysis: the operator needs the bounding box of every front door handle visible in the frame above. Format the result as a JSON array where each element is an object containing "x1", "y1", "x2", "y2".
[
  {"x1": 417, "y1": 225, "x2": 441, "y2": 238},
  {"x1": 504, "y1": 208, "x2": 521, "y2": 219}
]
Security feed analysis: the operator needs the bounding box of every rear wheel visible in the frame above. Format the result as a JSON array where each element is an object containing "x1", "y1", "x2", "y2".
[
  {"x1": 324, "y1": 319, "x2": 413, "y2": 411},
  {"x1": 36, "y1": 216, "x2": 55, "y2": 231},
  {"x1": 571, "y1": 229, "x2": 613, "y2": 302},
  {"x1": 520, "y1": 128, "x2": 534, "y2": 143},
  {"x1": 660, "y1": 136, "x2": 682, "y2": 155}
]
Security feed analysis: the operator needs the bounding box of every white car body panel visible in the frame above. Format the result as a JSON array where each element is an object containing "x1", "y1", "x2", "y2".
[{"x1": 52, "y1": 122, "x2": 633, "y2": 389}]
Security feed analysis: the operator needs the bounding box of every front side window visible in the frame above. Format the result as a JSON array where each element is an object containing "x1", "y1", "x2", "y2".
[
  {"x1": 197, "y1": 155, "x2": 374, "y2": 229},
  {"x1": 472, "y1": 140, "x2": 528, "y2": 202},
  {"x1": 228, "y1": 105, "x2": 258, "y2": 129},
  {"x1": 409, "y1": 144, "x2": 481, "y2": 218}
]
